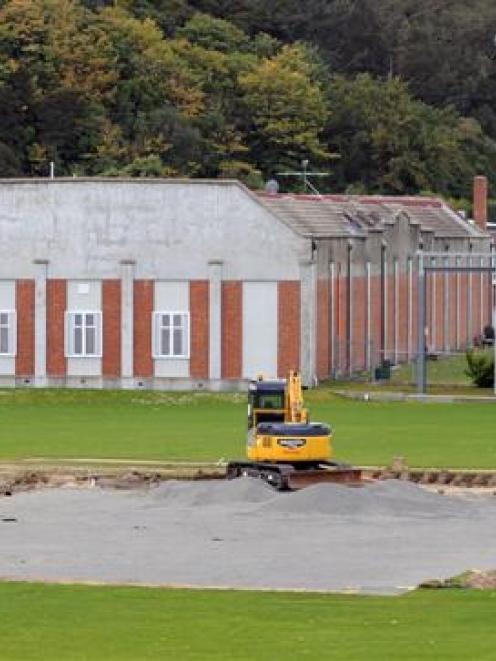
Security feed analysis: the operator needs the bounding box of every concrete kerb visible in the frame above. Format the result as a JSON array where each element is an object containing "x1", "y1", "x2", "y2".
[{"x1": 334, "y1": 389, "x2": 496, "y2": 404}]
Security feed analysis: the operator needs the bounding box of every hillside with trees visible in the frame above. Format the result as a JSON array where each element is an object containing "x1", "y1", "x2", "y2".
[{"x1": 1, "y1": 0, "x2": 496, "y2": 204}]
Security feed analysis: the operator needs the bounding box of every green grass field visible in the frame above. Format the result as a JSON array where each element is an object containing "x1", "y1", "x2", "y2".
[
  {"x1": 0, "y1": 582, "x2": 495, "y2": 660},
  {"x1": 1, "y1": 388, "x2": 496, "y2": 468}
]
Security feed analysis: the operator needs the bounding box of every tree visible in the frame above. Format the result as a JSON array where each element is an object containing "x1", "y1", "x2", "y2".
[
  {"x1": 239, "y1": 44, "x2": 329, "y2": 176},
  {"x1": 324, "y1": 74, "x2": 496, "y2": 196}
]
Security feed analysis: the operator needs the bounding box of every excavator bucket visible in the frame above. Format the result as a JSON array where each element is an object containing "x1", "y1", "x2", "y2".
[{"x1": 285, "y1": 467, "x2": 362, "y2": 490}]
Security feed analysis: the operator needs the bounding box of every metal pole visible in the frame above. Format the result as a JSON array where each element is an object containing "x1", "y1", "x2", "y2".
[
  {"x1": 417, "y1": 253, "x2": 427, "y2": 393},
  {"x1": 366, "y1": 260, "x2": 371, "y2": 371},
  {"x1": 407, "y1": 256, "x2": 413, "y2": 360},
  {"x1": 492, "y1": 251, "x2": 496, "y2": 397}
]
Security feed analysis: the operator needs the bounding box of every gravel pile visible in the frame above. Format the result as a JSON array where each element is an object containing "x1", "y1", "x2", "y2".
[{"x1": 0, "y1": 479, "x2": 495, "y2": 593}]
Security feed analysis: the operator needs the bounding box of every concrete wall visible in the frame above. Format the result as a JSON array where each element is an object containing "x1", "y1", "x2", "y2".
[
  {"x1": 242, "y1": 281, "x2": 278, "y2": 379},
  {"x1": 0, "y1": 180, "x2": 308, "y2": 281}
]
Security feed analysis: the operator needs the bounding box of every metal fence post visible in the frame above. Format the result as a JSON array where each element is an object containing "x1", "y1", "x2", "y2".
[{"x1": 417, "y1": 252, "x2": 427, "y2": 394}]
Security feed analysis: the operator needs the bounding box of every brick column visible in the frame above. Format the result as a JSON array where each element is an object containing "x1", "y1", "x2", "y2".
[
  {"x1": 221, "y1": 281, "x2": 242, "y2": 379},
  {"x1": 103, "y1": 279, "x2": 121, "y2": 379},
  {"x1": 190, "y1": 280, "x2": 209, "y2": 380},
  {"x1": 316, "y1": 279, "x2": 329, "y2": 380},
  {"x1": 133, "y1": 279, "x2": 154, "y2": 378},
  {"x1": 15, "y1": 279, "x2": 35, "y2": 378},
  {"x1": 278, "y1": 281, "x2": 301, "y2": 377},
  {"x1": 46, "y1": 279, "x2": 66, "y2": 378}
]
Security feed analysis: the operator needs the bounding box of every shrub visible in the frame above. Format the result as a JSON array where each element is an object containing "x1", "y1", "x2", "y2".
[{"x1": 465, "y1": 349, "x2": 495, "y2": 388}]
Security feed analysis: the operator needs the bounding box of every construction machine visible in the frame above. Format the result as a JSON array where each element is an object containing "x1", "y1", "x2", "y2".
[{"x1": 226, "y1": 371, "x2": 361, "y2": 490}]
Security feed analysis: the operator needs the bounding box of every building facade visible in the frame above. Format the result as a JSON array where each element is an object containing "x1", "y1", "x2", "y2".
[{"x1": 0, "y1": 178, "x2": 492, "y2": 389}]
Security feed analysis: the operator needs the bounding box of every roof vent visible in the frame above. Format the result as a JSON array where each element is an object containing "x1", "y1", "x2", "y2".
[{"x1": 265, "y1": 179, "x2": 279, "y2": 195}]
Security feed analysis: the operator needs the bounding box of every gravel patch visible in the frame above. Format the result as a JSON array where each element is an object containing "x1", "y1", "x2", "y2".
[{"x1": 0, "y1": 479, "x2": 495, "y2": 594}]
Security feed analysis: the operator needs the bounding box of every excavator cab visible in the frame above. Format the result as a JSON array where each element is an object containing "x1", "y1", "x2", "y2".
[{"x1": 248, "y1": 378, "x2": 286, "y2": 429}]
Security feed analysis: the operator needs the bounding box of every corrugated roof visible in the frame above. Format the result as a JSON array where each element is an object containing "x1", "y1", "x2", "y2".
[{"x1": 257, "y1": 193, "x2": 486, "y2": 239}]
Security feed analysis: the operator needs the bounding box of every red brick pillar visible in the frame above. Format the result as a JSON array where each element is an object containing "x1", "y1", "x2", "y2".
[
  {"x1": 46, "y1": 279, "x2": 66, "y2": 377},
  {"x1": 133, "y1": 280, "x2": 154, "y2": 378},
  {"x1": 352, "y1": 275, "x2": 367, "y2": 370},
  {"x1": 103, "y1": 280, "x2": 121, "y2": 378},
  {"x1": 316, "y1": 279, "x2": 329, "y2": 379},
  {"x1": 15, "y1": 280, "x2": 35, "y2": 377},
  {"x1": 221, "y1": 281, "x2": 242, "y2": 379},
  {"x1": 190, "y1": 280, "x2": 209, "y2": 379},
  {"x1": 278, "y1": 281, "x2": 301, "y2": 377}
]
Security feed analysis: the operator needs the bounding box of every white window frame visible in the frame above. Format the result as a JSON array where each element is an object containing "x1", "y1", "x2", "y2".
[
  {"x1": 0, "y1": 310, "x2": 16, "y2": 357},
  {"x1": 152, "y1": 311, "x2": 190, "y2": 359},
  {"x1": 65, "y1": 311, "x2": 102, "y2": 358}
]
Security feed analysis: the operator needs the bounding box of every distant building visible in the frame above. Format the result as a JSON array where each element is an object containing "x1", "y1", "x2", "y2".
[{"x1": 0, "y1": 177, "x2": 492, "y2": 389}]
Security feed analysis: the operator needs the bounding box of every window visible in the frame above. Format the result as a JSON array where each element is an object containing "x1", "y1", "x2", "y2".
[
  {"x1": 0, "y1": 311, "x2": 16, "y2": 356},
  {"x1": 65, "y1": 311, "x2": 102, "y2": 357},
  {"x1": 153, "y1": 312, "x2": 189, "y2": 358}
]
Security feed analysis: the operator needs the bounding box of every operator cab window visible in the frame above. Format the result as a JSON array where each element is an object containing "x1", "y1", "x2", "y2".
[{"x1": 256, "y1": 392, "x2": 284, "y2": 409}]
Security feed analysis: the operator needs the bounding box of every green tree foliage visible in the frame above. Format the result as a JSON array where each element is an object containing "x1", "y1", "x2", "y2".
[
  {"x1": 325, "y1": 75, "x2": 496, "y2": 196},
  {"x1": 0, "y1": 0, "x2": 495, "y2": 194},
  {"x1": 239, "y1": 44, "x2": 329, "y2": 174}
]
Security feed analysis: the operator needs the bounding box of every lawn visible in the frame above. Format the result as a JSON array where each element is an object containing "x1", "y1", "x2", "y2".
[
  {"x1": 0, "y1": 582, "x2": 495, "y2": 660},
  {"x1": 0, "y1": 388, "x2": 496, "y2": 468}
]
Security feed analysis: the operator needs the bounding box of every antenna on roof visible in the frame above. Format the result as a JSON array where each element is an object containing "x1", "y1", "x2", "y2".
[{"x1": 277, "y1": 159, "x2": 329, "y2": 196}]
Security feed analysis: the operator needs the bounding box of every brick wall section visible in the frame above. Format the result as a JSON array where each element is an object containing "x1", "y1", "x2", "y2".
[
  {"x1": 46, "y1": 279, "x2": 66, "y2": 377},
  {"x1": 435, "y1": 272, "x2": 445, "y2": 352},
  {"x1": 459, "y1": 272, "x2": 468, "y2": 347},
  {"x1": 411, "y1": 268, "x2": 418, "y2": 356},
  {"x1": 278, "y1": 281, "x2": 301, "y2": 378},
  {"x1": 316, "y1": 279, "x2": 329, "y2": 379},
  {"x1": 398, "y1": 271, "x2": 408, "y2": 359},
  {"x1": 133, "y1": 280, "x2": 154, "y2": 378},
  {"x1": 448, "y1": 273, "x2": 457, "y2": 351},
  {"x1": 352, "y1": 275, "x2": 367, "y2": 371},
  {"x1": 190, "y1": 280, "x2": 209, "y2": 379},
  {"x1": 472, "y1": 272, "x2": 481, "y2": 343},
  {"x1": 102, "y1": 280, "x2": 121, "y2": 378},
  {"x1": 387, "y1": 273, "x2": 395, "y2": 361},
  {"x1": 221, "y1": 281, "x2": 242, "y2": 379},
  {"x1": 15, "y1": 280, "x2": 35, "y2": 376},
  {"x1": 369, "y1": 274, "x2": 382, "y2": 366},
  {"x1": 336, "y1": 267, "x2": 348, "y2": 373}
]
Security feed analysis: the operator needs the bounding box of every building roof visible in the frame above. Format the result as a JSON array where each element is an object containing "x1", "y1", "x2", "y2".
[{"x1": 256, "y1": 193, "x2": 486, "y2": 240}]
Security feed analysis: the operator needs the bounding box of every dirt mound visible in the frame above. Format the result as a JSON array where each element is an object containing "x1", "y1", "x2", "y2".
[
  {"x1": 150, "y1": 477, "x2": 275, "y2": 507},
  {"x1": 420, "y1": 569, "x2": 496, "y2": 590},
  {"x1": 259, "y1": 479, "x2": 478, "y2": 518}
]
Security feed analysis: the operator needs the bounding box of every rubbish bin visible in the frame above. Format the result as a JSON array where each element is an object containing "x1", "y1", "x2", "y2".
[{"x1": 374, "y1": 360, "x2": 392, "y2": 381}]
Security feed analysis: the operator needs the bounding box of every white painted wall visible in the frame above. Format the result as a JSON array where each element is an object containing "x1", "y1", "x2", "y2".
[
  {"x1": 242, "y1": 281, "x2": 277, "y2": 379},
  {"x1": 154, "y1": 281, "x2": 189, "y2": 378},
  {"x1": 0, "y1": 181, "x2": 307, "y2": 281},
  {"x1": 66, "y1": 280, "x2": 102, "y2": 376},
  {"x1": 0, "y1": 280, "x2": 15, "y2": 375}
]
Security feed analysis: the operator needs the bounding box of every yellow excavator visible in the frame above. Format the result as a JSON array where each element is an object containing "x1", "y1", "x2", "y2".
[{"x1": 226, "y1": 371, "x2": 361, "y2": 490}]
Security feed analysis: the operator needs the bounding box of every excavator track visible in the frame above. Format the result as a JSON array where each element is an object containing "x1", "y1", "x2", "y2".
[{"x1": 226, "y1": 461, "x2": 362, "y2": 491}]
